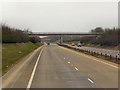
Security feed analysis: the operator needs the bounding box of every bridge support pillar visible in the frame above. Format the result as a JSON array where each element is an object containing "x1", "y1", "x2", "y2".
[{"x1": 60, "y1": 36, "x2": 63, "y2": 44}]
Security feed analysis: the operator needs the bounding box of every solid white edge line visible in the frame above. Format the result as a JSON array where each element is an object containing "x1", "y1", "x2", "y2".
[
  {"x1": 26, "y1": 48, "x2": 43, "y2": 90},
  {"x1": 75, "y1": 67, "x2": 79, "y2": 71},
  {"x1": 88, "y1": 78, "x2": 94, "y2": 83}
]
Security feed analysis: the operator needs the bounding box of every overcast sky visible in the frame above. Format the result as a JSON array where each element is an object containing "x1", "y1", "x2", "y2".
[{"x1": 1, "y1": 1, "x2": 118, "y2": 32}]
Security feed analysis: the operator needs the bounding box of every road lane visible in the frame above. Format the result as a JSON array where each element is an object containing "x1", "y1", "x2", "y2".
[
  {"x1": 56, "y1": 45, "x2": 118, "y2": 88},
  {"x1": 31, "y1": 45, "x2": 98, "y2": 88},
  {"x1": 2, "y1": 44, "x2": 118, "y2": 88}
]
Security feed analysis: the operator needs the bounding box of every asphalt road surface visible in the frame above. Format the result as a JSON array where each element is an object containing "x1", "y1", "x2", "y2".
[{"x1": 2, "y1": 44, "x2": 118, "y2": 89}]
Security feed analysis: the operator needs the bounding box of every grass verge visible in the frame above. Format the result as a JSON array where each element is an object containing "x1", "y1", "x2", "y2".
[{"x1": 2, "y1": 42, "x2": 43, "y2": 75}]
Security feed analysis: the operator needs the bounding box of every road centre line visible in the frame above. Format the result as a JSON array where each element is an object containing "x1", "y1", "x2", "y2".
[{"x1": 26, "y1": 47, "x2": 43, "y2": 90}]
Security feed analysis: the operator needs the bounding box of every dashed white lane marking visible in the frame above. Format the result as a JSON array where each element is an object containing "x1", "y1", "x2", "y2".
[
  {"x1": 58, "y1": 46, "x2": 118, "y2": 69},
  {"x1": 64, "y1": 57, "x2": 65, "y2": 59},
  {"x1": 75, "y1": 67, "x2": 79, "y2": 71},
  {"x1": 26, "y1": 48, "x2": 43, "y2": 90},
  {"x1": 68, "y1": 61, "x2": 70, "y2": 64},
  {"x1": 88, "y1": 78, "x2": 94, "y2": 83}
]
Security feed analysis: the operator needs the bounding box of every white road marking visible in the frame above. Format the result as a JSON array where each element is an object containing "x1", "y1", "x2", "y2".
[
  {"x1": 26, "y1": 48, "x2": 43, "y2": 90},
  {"x1": 75, "y1": 67, "x2": 79, "y2": 71},
  {"x1": 88, "y1": 78, "x2": 94, "y2": 83},
  {"x1": 68, "y1": 61, "x2": 70, "y2": 64},
  {"x1": 2, "y1": 46, "x2": 43, "y2": 88},
  {"x1": 64, "y1": 57, "x2": 65, "y2": 59},
  {"x1": 59, "y1": 46, "x2": 118, "y2": 69}
]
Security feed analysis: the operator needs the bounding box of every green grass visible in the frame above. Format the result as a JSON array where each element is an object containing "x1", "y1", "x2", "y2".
[{"x1": 2, "y1": 42, "x2": 43, "y2": 74}]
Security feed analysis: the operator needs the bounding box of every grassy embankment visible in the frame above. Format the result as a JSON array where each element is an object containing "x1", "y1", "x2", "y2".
[
  {"x1": 64, "y1": 41, "x2": 119, "y2": 51},
  {"x1": 2, "y1": 42, "x2": 43, "y2": 75}
]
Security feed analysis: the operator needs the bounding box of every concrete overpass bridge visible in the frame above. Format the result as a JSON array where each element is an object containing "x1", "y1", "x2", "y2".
[
  {"x1": 28, "y1": 32, "x2": 103, "y2": 43},
  {"x1": 28, "y1": 32, "x2": 102, "y2": 37}
]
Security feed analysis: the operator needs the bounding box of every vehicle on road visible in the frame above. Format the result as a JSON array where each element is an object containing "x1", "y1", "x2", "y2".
[
  {"x1": 77, "y1": 43, "x2": 82, "y2": 47},
  {"x1": 71, "y1": 43, "x2": 75, "y2": 46},
  {"x1": 47, "y1": 43, "x2": 50, "y2": 45}
]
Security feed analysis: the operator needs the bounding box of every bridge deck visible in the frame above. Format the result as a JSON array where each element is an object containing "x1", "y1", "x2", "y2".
[{"x1": 28, "y1": 33, "x2": 102, "y2": 37}]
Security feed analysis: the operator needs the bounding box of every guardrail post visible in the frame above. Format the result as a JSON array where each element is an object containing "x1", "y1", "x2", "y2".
[
  {"x1": 105, "y1": 54, "x2": 107, "y2": 60},
  {"x1": 95, "y1": 52, "x2": 97, "y2": 56},
  {"x1": 109, "y1": 55, "x2": 112, "y2": 60},
  {"x1": 94, "y1": 52, "x2": 96, "y2": 56},
  {"x1": 116, "y1": 56, "x2": 117, "y2": 63},
  {"x1": 88, "y1": 50, "x2": 90, "y2": 54},
  {"x1": 92, "y1": 51, "x2": 94, "y2": 56},
  {"x1": 89, "y1": 51, "x2": 91, "y2": 55},
  {"x1": 96, "y1": 52, "x2": 98, "y2": 57},
  {"x1": 87, "y1": 50, "x2": 89, "y2": 54},
  {"x1": 91, "y1": 51, "x2": 93, "y2": 55},
  {"x1": 118, "y1": 58, "x2": 120, "y2": 64},
  {"x1": 93, "y1": 52, "x2": 95, "y2": 56}
]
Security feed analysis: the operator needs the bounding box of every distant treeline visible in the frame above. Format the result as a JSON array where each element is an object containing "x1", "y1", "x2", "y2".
[
  {"x1": 79, "y1": 27, "x2": 119, "y2": 46},
  {"x1": 2, "y1": 25, "x2": 41, "y2": 43}
]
